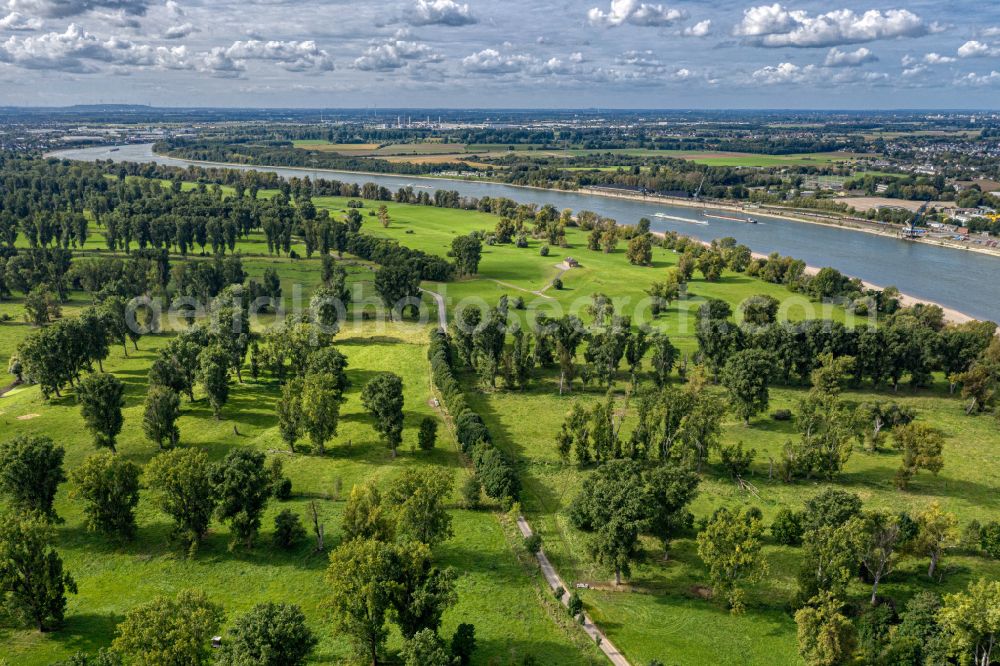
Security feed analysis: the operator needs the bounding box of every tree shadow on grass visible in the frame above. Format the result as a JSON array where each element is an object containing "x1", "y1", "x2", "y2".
[
  {"x1": 42, "y1": 611, "x2": 122, "y2": 657},
  {"x1": 463, "y1": 384, "x2": 563, "y2": 521}
]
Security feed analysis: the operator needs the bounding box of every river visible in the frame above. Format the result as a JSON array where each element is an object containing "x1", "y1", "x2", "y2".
[{"x1": 50, "y1": 143, "x2": 1000, "y2": 322}]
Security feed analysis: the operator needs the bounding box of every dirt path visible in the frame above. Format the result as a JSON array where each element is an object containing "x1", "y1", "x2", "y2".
[
  {"x1": 515, "y1": 516, "x2": 631, "y2": 666},
  {"x1": 420, "y1": 287, "x2": 448, "y2": 329},
  {"x1": 421, "y1": 285, "x2": 631, "y2": 666}
]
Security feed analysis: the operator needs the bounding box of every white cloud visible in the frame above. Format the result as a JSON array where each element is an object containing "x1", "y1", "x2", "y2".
[
  {"x1": 5, "y1": 0, "x2": 150, "y2": 19},
  {"x1": 587, "y1": 0, "x2": 687, "y2": 28},
  {"x1": 0, "y1": 10, "x2": 41, "y2": 29},
  {"x1": 405, "y1": 0, "x2": 476, "y2": 26},
  {"x1": 958, "y1": 40, "x2": 1000, "y2": 58},
  {"x1": 823, "y1": 46, "x2": 876, "y2": 67},
  {"x1": 0, "y1": 23, "x2": 186, "y2": 72},
  {"x1": 736, "y1": 4, "x2": 928, "y2": 48},
  {"x1": 221, "y1": 40, "x2": 333, "y2": 72},
  {"x1": 981, "y1": 27, "x2": 1000, "y2": 39},
  {"x1": 956, "y1": 70, "x2": 1000, "y2": 86},
  {"x1": 922, "y1": 52, "x2": 955, "y2": 65},
  {"x1": 354, "y1": 37, "x2": 439, "y2": 71},
  {"x1": 682, "y1": 19, "x2": 711, "y2": 37},
  {"x1": 752, "y1": 61, "x2": 813, "y2": 84},
  {"x1": 461, "y1": 48, "x2": 532, "y2": 73},
  {"x1": 162, "y1": 22, "x2": 195, "y2": 39},
  {"x1": 0, "y1": 25, "x2": 332, "y2": 76}
]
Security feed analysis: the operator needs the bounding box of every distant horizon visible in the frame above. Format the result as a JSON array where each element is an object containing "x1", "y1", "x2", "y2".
[{"x1": 2, "y1": 104, "x2": 999, "y2": 113}]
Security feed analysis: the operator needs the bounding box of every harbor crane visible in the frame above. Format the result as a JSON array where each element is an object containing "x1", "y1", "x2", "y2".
[{"x1": 904, "y1": 201, "x2": 930, "y2": 239}]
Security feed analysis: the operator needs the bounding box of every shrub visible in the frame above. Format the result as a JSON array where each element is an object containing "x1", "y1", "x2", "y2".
[
  {"x1": 567, "y1": 591, "x2": 583, "y2": 617},
  {"x1": 771, "y1": 508, "x2": 804, "y2": 546},
  {"x1": 961, "y1": 519, "x2": 983, "y2": 553},
  {"x1": 513, "y1": 296, "x2": 525, "y2": 310},
  {"x1": 269, "y1": 458, "x2": 292, "y2": 500},
  {"x1": 552, "y1": 277, "x2": 563, "y2": 290},
  {"x1": 772, "y1": 409, "x2": 792, "y2": 421},
  {"x1": 273, "y1": 509, "x2": 306, "y2": 550},
  {"x1": 461, "y1": 475, "x2": 481, "y2": 509},
  {"x1": 540, "y1": 245, "x2": 550, "y2": 257},
  {"x1": 417, "y1": 416, "x2": 438, "y2": 451},
  {"x1": 524, "y1": 533, "x2": 542, "y2": 555},
  {"x1": 981, "y1": 521, "x2": 1000, "y2": 558}
]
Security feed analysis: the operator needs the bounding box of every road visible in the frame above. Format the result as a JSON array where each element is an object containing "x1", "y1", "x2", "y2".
[{"x1": 421, "y1": 286, "x2": 631, "y2": 666}]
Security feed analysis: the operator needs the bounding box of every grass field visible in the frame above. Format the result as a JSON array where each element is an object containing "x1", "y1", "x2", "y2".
[
  {"x1": 3, "y1": 190, "x2": 998, "y2": 665},
  {"x1": 303, "y1": 196, "x2": 1000, "y2": 665},
  {"x1": 0, "y1": 217, "x2": 604, "y2": 664}
]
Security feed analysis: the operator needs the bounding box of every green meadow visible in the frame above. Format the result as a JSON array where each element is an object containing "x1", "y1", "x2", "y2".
[{"x1": 2, "y1": 190, "x2": 998, "y2": 665}]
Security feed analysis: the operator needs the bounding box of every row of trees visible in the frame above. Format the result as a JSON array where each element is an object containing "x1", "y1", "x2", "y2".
[{"x1": 428, "y1": 328, "x2": 522, "y2": 505}]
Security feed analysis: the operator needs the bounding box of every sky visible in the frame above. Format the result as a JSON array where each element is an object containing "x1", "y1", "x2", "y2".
[{"x1": 0, "y1": 0, "x2": 998, "y2": 108}]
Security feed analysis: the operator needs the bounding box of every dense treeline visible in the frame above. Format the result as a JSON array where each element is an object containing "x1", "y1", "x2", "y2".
[{"x1": 428, "y1": 328, "x2": 521, "y2": 504}]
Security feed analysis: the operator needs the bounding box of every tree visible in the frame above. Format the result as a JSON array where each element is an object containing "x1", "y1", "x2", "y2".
[
  {"x1": 886, "y1": 591, "x2": 948, "y2": 665},
  {"x1": 325, "y1": 539, "x2": 398, "y2": 665},
  {"x1": 144, "y1": 448, "x2": 217, "y2": 556},
  {"x1": 451, "y1": 623, "x2": 476, "y2": 666},
  {"x1": 400, "y1": 629, "x2": 455, "y2": 666},
  {"x1": 552, "y1": 315, "x2": 586, "y2": 394},
  {"x1": 643, "y1": 460, "x2": 699, "y2": 559},
  {"x1": 798, "y1": 520, "x2": 863, "y2": 602},
  {"x1": 450, "y1": 234, "x2": 482, "y2": 276},
  {"x1": 77, "y1": 373, "x2": 125, "y2": 452},
  {"x1": 626, "y1": 233, "x2": 653, "y2": 266},
  {"x1": 857, "y1": 511, "x2": 913, "y2": 604},
  {"x1": 696, "y1": 507, "x2": 768, "y2": 613},
  {"x1": 568, "y1": 460, "x2": 649, "y2": 585},
  {"x1": 23, "y1": 285, "x2": 61, "y2": 326},
  {"x1": 0, "y1": 512, "x2": 77, "y2": 631},
  {"x1": 387, "y1": 468, "x2": 454, "y2": 548},
  {"x1": 377, "y1": 204, "x2": 391, "y2": 228},
  {"x1": 913, "y1": 501, "x2": 959, "y2": 579},
  {"x1": 938, "y1": 579, "x2": 1000, "y2": 666},
  {"x1": 142, "y1": 385, "x2": 180, "y2": 450},
  {"x1": 69, "y1": 452, "x2": 140, "y2": 541},
  {"x1": 721, "y1": 349, "x2": 776, "y2": 425},
  {"x1": 740, "y1": 294, "x2": 780, "y2": 326},
  {"x1": 342, "y1": 482, "x2": 396, "y2": 543},
  {"x1": 0, "y1": 434, "x2": 65, "y2": 521},
  {"x1": 695, "y1": 300, "x2": 741, "y2": 379},
  {"x1": 273, "y1": 509, "x2": 307, "y2": 549},
  {"x1": 418, "y1": 417, "x2": 438, "y2": 451},
  {"x1": 213, "y1": 448, "x2": 271, "y2": 549},
  {"x1": 300, "y1": 371, "x2": 342, "y2": 454},
  {"x1": 276, "y1": 376, "x2": 303, "y2": 453},
  {"x1": 649, "y1": 332, "x2": 678, "y2": 388},
  {"x1": 198, "y1": 344, "x2": 230, "y2": 419},
  {"x1": 795, "y1": 592, "x2": 857, "y2": 666},
  {"x1": 389, "y1": 541, "x2": 457, "y2": 639},
  {"x1": 216, "y1": 602, "x2": 317, "y2": 666},
  {"x1": 893, "y1": 422, "x2": 944, "y2": 489},
  {"x1": 111, "y1": 589, "x2": 224, "y2": 666},
  {"x1": 801, "y1": 489, "x2": 863, "y2": 533},
  {"x1": 373, "y1": 264, "x2": 421, "y2": 319},
  {"x1": 361, "y1": 373, "x2": 405, "y2": 457}
]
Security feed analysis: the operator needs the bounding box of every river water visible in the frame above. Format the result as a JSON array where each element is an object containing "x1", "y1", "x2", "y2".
[{"x1": 50, "y1": 143, "x2": 1000, "y2": 322}]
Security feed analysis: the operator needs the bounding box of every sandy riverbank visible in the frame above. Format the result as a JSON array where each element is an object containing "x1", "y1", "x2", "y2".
[{"x1": 582, "y1": 187, "x2": 1000, "y2": 260}]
